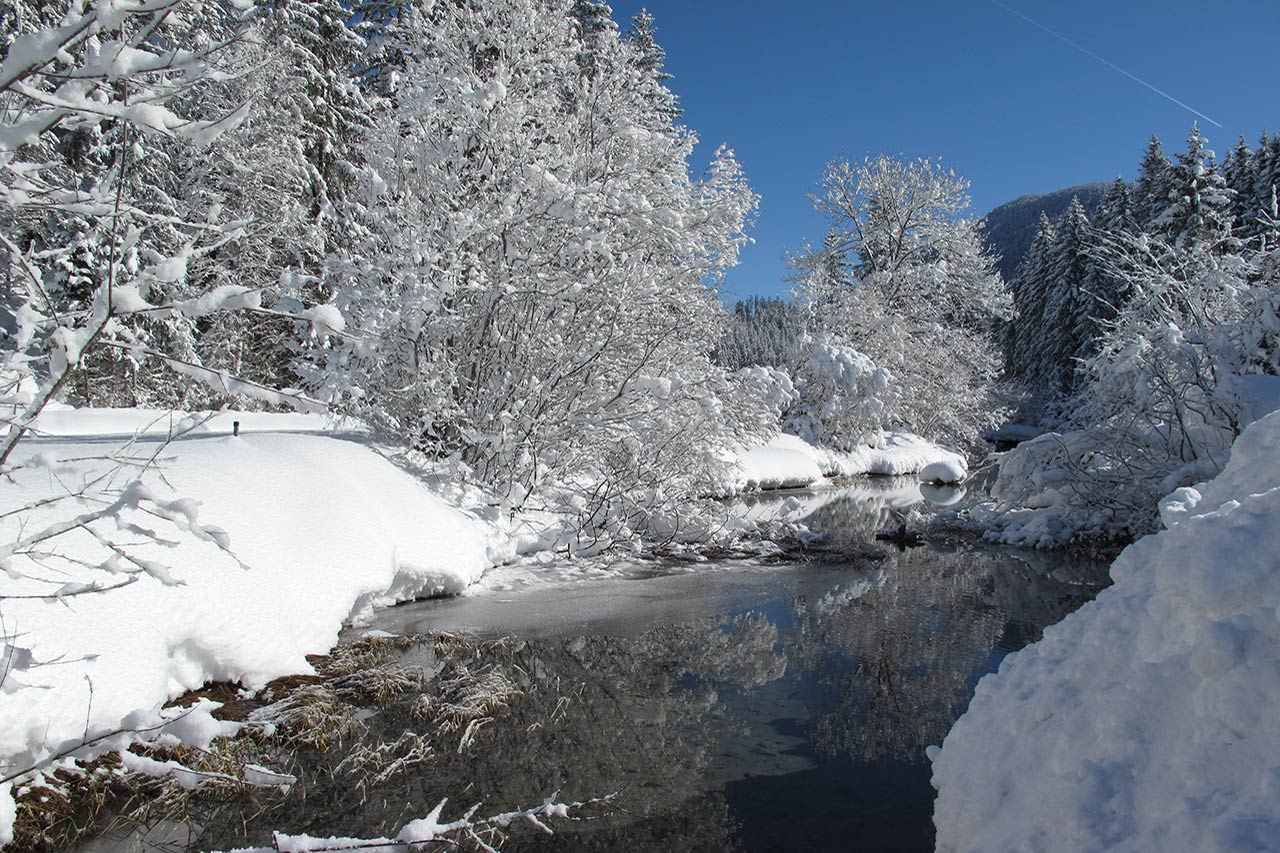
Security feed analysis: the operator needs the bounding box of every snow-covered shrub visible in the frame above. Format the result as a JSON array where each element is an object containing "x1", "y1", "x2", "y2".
[
  {"x1": 784, "y1": 337, "x2": 891, "y2": 450},
  {"x1": 985, "y1": 236, "x2": 1280, "y2": 545}
]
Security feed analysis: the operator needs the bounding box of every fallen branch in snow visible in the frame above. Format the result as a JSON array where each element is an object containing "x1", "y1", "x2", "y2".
[{"x1": 225, "y1": 793, "x2": 617, "y2": 853}]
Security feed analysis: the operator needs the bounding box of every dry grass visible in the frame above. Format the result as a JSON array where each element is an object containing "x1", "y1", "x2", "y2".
[{"x1": 8, "y1": 631, "x2": 586, "y2": 852}]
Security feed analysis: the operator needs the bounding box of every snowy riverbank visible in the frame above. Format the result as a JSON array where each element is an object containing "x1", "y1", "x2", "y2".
[
  {"x1": 0, "y1": 416, "x2": 500, "y2": 836},
  {"x1": 931, "y1": 408, "x2": 1280, "y2": 851}
]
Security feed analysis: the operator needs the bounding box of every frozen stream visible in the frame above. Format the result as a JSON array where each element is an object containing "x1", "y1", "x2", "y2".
[{"x1": 133, "y1": 479, "x2": 1109, "y2": 853}]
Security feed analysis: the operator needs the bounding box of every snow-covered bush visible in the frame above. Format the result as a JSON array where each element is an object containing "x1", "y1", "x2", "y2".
[{"x1": 784, "y1": 337, "x2": 891, "y2": 450}]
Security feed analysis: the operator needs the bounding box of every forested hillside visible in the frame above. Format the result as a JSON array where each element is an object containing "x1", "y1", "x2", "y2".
[{"x1": 980, "y1": 182, "x2": 1108, "y2": 281}]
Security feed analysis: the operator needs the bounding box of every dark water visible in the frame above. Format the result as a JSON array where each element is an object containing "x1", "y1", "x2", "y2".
[{"x1": 125, "y1": 482, "x2": 1111, "y2": 852}]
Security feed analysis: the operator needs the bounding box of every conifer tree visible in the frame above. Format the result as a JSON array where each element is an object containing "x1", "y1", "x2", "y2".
[
  {"x1": 626, "y1": 9, "x2": 670, "y2": 80},
  {"x1": 1097, "y1": 177, "x2": 1138, "y2": 236},
  {"x1": 261, "y1": 0, "x2": 373, "y2": 233},
  {"x1": 1254, "y1": 132, "x2": 1280, "y2": 246},
  {"x1": 1042, "y1": 197, "x2": 1096, "y2": 394},
  {"x1": 1005, "y1": 212, "x2": 1057, "y2": 379},
  {"x1": 1156, "y1": 124, "x2": 1235, "y2": 252},
  {"x1": 569, "y1": 0, "x2": 617, "y2": 79},
  {"x1": 1133, "y1": 135, "x2": 1173, "y2": 231},
  {"x1": 1223, "y1": 135, "x2": 1255, "y2": 241},
  {"x1": 625, "y1": 8, "x2": 679, "y2": 120}
]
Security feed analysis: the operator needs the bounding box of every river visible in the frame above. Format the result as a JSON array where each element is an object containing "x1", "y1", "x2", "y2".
[{"x1": 99, "y1": 478, "x2": 1112, "y2": 852}]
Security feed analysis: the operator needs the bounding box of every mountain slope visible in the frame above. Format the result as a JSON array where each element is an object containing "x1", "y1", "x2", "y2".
[{"x1": 980, "y1": 183, "x2": 1108, "y2": 282}]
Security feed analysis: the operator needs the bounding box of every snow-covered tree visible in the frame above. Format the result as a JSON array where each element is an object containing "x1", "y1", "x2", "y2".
[
  {"x1": 1133, "y1": 134, "x2": 1174, "y2": 231},
  {"x1": 716, "y1": 296, "x2": 805, "y2": 371},
  {"x1": 1223, "y1": 135, "x2": 1256, "y2": 241},
  {"x1": 1154, "y1": 124, "x2": 1235, "y2": 253},
  {"x1": 1097, "y1": 176, "x2": 1137, "y2": 236},
  {"x1": 792, "y1": 155, "x2": 1011, "y2": 449},
  {"x1": 303, "y1": 0, "x2": 759, "y2": 546},
  {"x1": 1044, "y1": 197, "x2": 1101, "y2": 391},
  {"x1": 1253, "y1": 132, "x2": 1280, "y2": 249},
  {"x1": 1004, "y1": 212, "x2": 1057, "y2": 381}
]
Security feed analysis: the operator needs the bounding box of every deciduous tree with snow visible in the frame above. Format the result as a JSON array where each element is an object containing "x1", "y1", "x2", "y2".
[
  {"x1": 301, "y1": 0, "x2": 761, "y2": 548},
  {"x1": 791, "y1": 155, "x2": 1011, "y2": 450}
]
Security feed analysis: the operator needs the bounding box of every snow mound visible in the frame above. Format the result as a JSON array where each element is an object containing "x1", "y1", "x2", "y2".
[
  {"x1": 725, "y1": 431, "x2": 966, "y2": 494},
  {"x1": 931, "y1": 409, "x2": 1280, "y2": 852},
  {"x1": 1, "y1": 431, "x2": 497, "y2": 780},
  {"x1": 831, "y1": 431, "x2": 966, "y2": 478},
  {"x1": 733, "y1": 434, "x2": 825, "y2": 491},
  {"x1": 920, "y1": 458, "x2": 966, "y2": 484}
]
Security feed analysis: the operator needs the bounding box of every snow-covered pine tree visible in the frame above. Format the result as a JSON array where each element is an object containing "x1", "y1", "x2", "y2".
[
  {"x1": 1253, "y1": 132, "x2": 1280, "y2": 249},
  {"x1": 1223, "y1": 135, "x2": 1256, "y2": 242},
  {"x1": 569, "y1": 0, "x2": 617, "y2": 79},
  {"x1": 625, "y1": 9, "x2": 671, "y2": 81},
  {"x1": 1155, "y1": 124, "x2": 1235, "y2": 253},
  {"x1": 1097, "y1": 177, "x2": 1138, "y2": 236},
  {"x1": 716, "y1": 296, "x2": 804, "y2": 371},
  {"x1": 624, "y1": 8, "x2": 679, "y2": 121},
  {"x1": 1040, "y1": 197, "x2": 1097, "y2": 395},
  {"x1": 1133, "y1": 134, "x2": 1174, "y2": 231},
  {"x1": 261, "y1": 0, "x2": 372, "y2": 237},
  {"x1": 1004, "y1": 212, "x2": 1057, "y2": 383}
]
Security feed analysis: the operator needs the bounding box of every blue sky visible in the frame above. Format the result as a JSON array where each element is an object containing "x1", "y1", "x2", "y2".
[{"x1": 607, "y1": 0, "x2": 1279, "y2": 301}]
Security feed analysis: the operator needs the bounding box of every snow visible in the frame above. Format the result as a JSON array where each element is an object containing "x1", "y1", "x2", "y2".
[
  {"x1": 832, "y1": 431, "x2": 968, "y2": 478},
  {"x1": 725, "y1": 431, "x2": 967, "y2": 494},
  {"x1": 931, "y1": 408, "x2": 1280, "y2": 852},
  {"x1": 731, "y1": 434, "x2": 825, "y2": 491},
  {"x1": 22, "y1": 406, "x2": 362, "y2": 439},
  {"x1": 920, "y1": 459, "x2": 966, "y2": 484},
  {"x1": 0, "y1": 783, "x2": 12, "y2": 848},
  {"x1": 1, "y1": 423, "x2": 499, "y2": 792}
]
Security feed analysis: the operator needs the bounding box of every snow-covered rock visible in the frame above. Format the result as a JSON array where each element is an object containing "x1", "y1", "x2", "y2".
[
  {"x1": 1, "y1": 429, "x2": 500, "y2": 786},
  {"x1": 931, "y1": 408, "x2": 1280, "y2": 852},
  {"x1": 920, "y1": 458, "x2": 967, "y2": 484}
]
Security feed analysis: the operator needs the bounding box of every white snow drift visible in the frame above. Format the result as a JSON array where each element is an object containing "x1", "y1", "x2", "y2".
[
  {"x1": 728, "y1": 431, "x2": 966, "y2": 493},
  {"x1": 931, "y1": 408, "x2": 1280, "y2": 852},
  {"x1": 0, "y1": 427, "x2": 498, "y2": 789}
]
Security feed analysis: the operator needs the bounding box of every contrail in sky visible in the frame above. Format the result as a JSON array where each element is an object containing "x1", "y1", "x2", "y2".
[{"x1": 989, "y1": 0, "x2": 1223, "y2": 128}]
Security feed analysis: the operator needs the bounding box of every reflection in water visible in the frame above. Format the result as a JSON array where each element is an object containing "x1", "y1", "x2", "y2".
[{"x1": 185, "y1": 490, "x2": 1107, "y2": 853}]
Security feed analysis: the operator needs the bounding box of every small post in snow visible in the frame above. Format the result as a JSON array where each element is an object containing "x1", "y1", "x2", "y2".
[{"x1": 233, "y1": 420, "x2": 240, "y2": 437}]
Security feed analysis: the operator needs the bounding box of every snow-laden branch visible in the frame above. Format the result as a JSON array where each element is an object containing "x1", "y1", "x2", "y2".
[{"x1": 222, "y1": 793, "x2": 615, "y2": 853}]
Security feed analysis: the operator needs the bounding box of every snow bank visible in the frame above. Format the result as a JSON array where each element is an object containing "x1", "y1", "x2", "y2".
[
  {"x1": 725, "y1": 431, "x2": 966, "y2": 494},
  {"x1": 931, "y1": 409, "x2": 1280, "y2": 852},
  {"x1": 731, "y1": 433, "x2": 826, "y2": 491},
  {"x1": 831, "y1": 431, "x2": 967, "y2": 478},
  {"x1": 1, "y1": 431, "x2": 498, "y2": 782}
]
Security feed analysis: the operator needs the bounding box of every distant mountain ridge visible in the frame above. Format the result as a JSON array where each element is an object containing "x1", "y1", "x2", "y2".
[{"x1": 980, "y1": 182, "x2": 1109, "y2": 282}]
